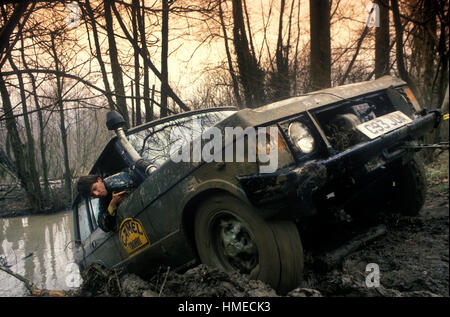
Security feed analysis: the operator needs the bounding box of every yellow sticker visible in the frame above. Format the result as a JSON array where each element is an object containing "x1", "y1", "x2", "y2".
[
  {"x1": 119, "y1": 218, "x2": 150, "y2": 255},
  {"x1": 444, "y1": 113, "x2": 449, "y2": 120}
]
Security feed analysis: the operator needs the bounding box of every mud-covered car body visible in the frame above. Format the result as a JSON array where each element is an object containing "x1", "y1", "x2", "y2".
[{"x1": 73, "y1": 76, "x2": 440, "y2": 292}]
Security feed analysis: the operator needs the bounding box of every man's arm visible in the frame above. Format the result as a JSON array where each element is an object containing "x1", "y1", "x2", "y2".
[
  {"x1": 107, "y1": 191, "x2": 127, "y2": 216},
  {"x1": 97, "y1": 198, "x2": 116, "y2": 232}
]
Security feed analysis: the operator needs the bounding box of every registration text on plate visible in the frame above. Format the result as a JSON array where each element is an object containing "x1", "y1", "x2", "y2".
[{"x1": 356, "y1": 111, "x2": 412, "y2": 139}]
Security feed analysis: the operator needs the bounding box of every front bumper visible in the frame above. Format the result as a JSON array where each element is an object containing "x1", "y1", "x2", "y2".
[{"x1": 236, "y1": 111, "x2": 439, "y2": 212}]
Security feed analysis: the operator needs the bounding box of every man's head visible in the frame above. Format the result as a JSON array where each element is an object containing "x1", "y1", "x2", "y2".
[{"x1": 77, "y1": 175, "x2": 108, "y2": 198}]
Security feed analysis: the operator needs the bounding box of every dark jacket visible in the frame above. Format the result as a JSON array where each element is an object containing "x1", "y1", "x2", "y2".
[{"x1": 97, "y1": 170, "x2": 139, "y2": 232}]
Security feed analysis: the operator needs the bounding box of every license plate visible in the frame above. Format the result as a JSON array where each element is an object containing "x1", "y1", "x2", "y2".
[{"x1": 356, "y1": 111, "x2": 412, "y2": 139}]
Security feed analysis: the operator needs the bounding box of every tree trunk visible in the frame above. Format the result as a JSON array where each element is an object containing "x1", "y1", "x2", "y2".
[
  {"x1": 340, "y1": 25, "x2": 371, "y2": 85},
  {"x1": 104, "y1": 0, "x2": 129, "y2": 126},
  {"x1": 374, "y1": 0, "x2": 390, "y2": 79},
  {"x1": 218, "y1": 0, "x2": 242, "y2": 108},
  {"x1": 160, "y1": 0, "x2": 169, "y2": 118},
  {"x1": 231, "y1": 0, "x2": 265, "y2": 108},
  {"x1": 131, "y1": 80, "x2": 135, "y2": 126},
  {"x1": 435, "y1": 1, "x2": 448, "y2": 108},
  {"x1": 20, "y1": 33, "x2": 50, "y2": 201},
  {"x1": 150, "y1": 84, "x2": 155, "y2": 119},
  {"x1": 391, "y1": 0, "x2": 420, "y2": 98},
  {"x1": 136, "y1": 0, "x2": 152, "y2": 121},
  {"x1": 273, "y1": 0, "x2": 291, "y2": 100},
  {"x1": 8, "y1": 55, "x2": 43, "y2": 210},
  {"x1": 309, "y1": 0, "x2": 331, "y2": 90},
  {"x1": 50, "y1": 32, "x2": 72, "y2": 206},
  {"x1": 293, "y1": 0, "x2": 301, "y2": 96},
  {"x1": 82, "y1": 0, "x2": 115, "y2": 110},
  {"x1": 0, "y1": 75, "x2": 40, "y2": 211},
  {"x1": 422, "y1": 0, "x2": 437, "y2": 107},
  {"x1": 132, "y1": 0, "x2": 142, "y2": 125},
  {"x1": 0, "y1": 2, "x2": 29, "y2": 60}
]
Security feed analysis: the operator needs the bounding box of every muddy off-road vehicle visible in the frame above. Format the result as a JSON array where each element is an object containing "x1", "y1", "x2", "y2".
[{"x1": 73, "y1": 76, "x2": 441, "y2": 294}]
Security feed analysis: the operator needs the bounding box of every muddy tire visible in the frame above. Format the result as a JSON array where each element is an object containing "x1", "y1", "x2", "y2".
[
  {"x1": 392, "y1": 156, "x2": 427, "y2": 216},
  {"x1": 194, "y1": 193, "x2": 304, "y2": 294}
]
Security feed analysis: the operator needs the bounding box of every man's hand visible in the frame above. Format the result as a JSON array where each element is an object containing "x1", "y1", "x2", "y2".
[{"x1": 107, "y1": 191, "x2": 128, "y2": 216}]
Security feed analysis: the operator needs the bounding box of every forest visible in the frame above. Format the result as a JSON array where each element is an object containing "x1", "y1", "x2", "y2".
[{"x1": 0, "y1": 0, "x2": 448, "y2": 213}]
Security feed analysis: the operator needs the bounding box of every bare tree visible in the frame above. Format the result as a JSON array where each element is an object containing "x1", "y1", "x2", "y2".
[
  {"x1": 218, "y1": 0, "x2": 242, "y2": 107},
  {"x1": 104, "y1": 0, "x2": 129, "y2": 125},
  {"x1": 131, "y1": 0, "x2": 142, "y2": 125},
  {"x1": 19, "y1": 33, "x2": 51, "y2": 200},
  {"x1": 160, "y1": 0, "x2": 170, "y2": 118},
  {"x1": 391, "y1": 0, "x2": 419, "y2": 97},
  {"x1": 231, "y1": 0, "x2": 265, "y2": 108},
  {"x1": 310, "y1": 0, "x2": 331, "y2": 90},
  {"x1": 0, "y1": 74, "x2": 43, "y2": 211},
  {"x1": 0, "y1": 2, "x2": 30, "y2": 64},
  {"x1": 81, "y1": 0, "x2": 115, "y2": 111},
  {"x1": 375, "y1": 0, "x2": 390, "y2": 78},
  {"x1": 49, "y1": 31, "x2": 72, "y2": 205},
  {"x1": 270, "y1": 0, "x2": 293, "y2": 100},
  {"x1": 7, "y1": 53, "x2": 44, "y2": 210},
  {"x1": 136, "y1": 0, "x2": 152, "y2": 122}
]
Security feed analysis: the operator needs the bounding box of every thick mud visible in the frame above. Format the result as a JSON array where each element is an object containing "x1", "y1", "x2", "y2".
[
  {"x1": 78, "y1": 192, "x2": 447, "y2": 297},
  {"x1": 301, "y1": 193, "x2": 448, "y2": 297},
  {"x1": 78, "y1": 154, "x2": 448, "y2": 297}
]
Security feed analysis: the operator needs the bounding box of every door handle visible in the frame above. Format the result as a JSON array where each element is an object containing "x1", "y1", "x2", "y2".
[{"x1": 91, "y1": 240, "x2": 97, "y2": 249}]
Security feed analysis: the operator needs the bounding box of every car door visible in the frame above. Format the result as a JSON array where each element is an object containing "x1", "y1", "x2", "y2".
[{"x1": 74, "y1": 196, "x2": 123, "y2": 268}]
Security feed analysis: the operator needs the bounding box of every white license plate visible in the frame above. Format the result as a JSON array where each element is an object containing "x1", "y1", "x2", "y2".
[{"x1": 356, "y1": 111, "x2": 412, "y2": 139}]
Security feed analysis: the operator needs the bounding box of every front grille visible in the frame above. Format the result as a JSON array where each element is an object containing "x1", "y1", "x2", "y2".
[
  {"x1": 312, "y1": 92, "x2": 398, "y2": 152},
  {"x1": 325, "y1": 116, "x2": 365, "y2": 152}
]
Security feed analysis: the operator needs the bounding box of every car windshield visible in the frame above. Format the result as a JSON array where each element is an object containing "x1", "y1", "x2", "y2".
[{"x1": 127, "y1": 110, "x2": 235, "y2": 168}]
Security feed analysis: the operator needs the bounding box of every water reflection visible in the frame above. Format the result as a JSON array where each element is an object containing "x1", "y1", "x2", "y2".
[{"x1": 0, "y1": 210, "x2": 79, "y2": 296}]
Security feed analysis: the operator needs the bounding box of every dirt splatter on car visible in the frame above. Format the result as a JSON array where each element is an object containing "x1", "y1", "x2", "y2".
[{"x1": 72, "y1": 76, "x2": 444, "y2": 295}]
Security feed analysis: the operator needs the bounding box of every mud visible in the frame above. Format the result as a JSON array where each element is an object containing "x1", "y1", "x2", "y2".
[{"x1": 301, "y1": 193, "x2": 448, "y2": 297}]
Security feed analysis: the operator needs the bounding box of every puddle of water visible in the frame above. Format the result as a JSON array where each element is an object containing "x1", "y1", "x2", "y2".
[{"x1": 0, "y1": 210, "x2": 81, "y2": 296}]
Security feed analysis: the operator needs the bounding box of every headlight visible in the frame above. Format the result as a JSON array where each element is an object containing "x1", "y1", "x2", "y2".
[{"x1": 288, "y1": 122, "x2": 315, "y2": 153}]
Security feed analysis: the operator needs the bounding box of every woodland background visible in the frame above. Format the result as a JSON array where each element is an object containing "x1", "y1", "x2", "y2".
[{"x1": 0, "y1": 0, "x2": 448, "y2": 213}]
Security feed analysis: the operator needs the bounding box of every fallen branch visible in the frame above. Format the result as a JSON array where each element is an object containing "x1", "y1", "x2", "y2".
[
  {"x1": 314, "y1": 224, "x2": 387, "y2": 272},
  {"x1": 159, "y1": 266, "x2": 171, "y2": 297},
  {"x1": 0, "y1": 182, "x2": 19, "y2": 200},
  {"x1": 0, "y1": 264, "x2": 71, "y2": 297},
  {"x1": 0, "y1": 264, "x2": 34, "y2": 292}
]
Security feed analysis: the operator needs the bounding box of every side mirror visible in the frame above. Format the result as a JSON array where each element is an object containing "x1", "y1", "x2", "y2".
[{"x1": 106, "y1": 110, "x2": 126, "y2": 131}]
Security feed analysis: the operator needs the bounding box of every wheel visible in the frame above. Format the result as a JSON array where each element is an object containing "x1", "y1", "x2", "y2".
[
  {"x1": 392, "y1": 155, "x2": 427, "y2": 216},
  {"x1": 194, "y1": 193, "x2": 304, "y2": 294}
]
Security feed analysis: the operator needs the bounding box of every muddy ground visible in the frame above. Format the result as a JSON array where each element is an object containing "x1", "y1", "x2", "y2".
[
  {"x1": 77, "y1": 193, "x2": 448, "y2": 297},
  {"x1": 77, "y1": 153, "x2": 449, "y2": 298}
]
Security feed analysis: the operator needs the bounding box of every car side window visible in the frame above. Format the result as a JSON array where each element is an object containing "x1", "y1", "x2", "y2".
[{"x1": 77, "y1": 200, "x2": 91, "y2": 241}]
